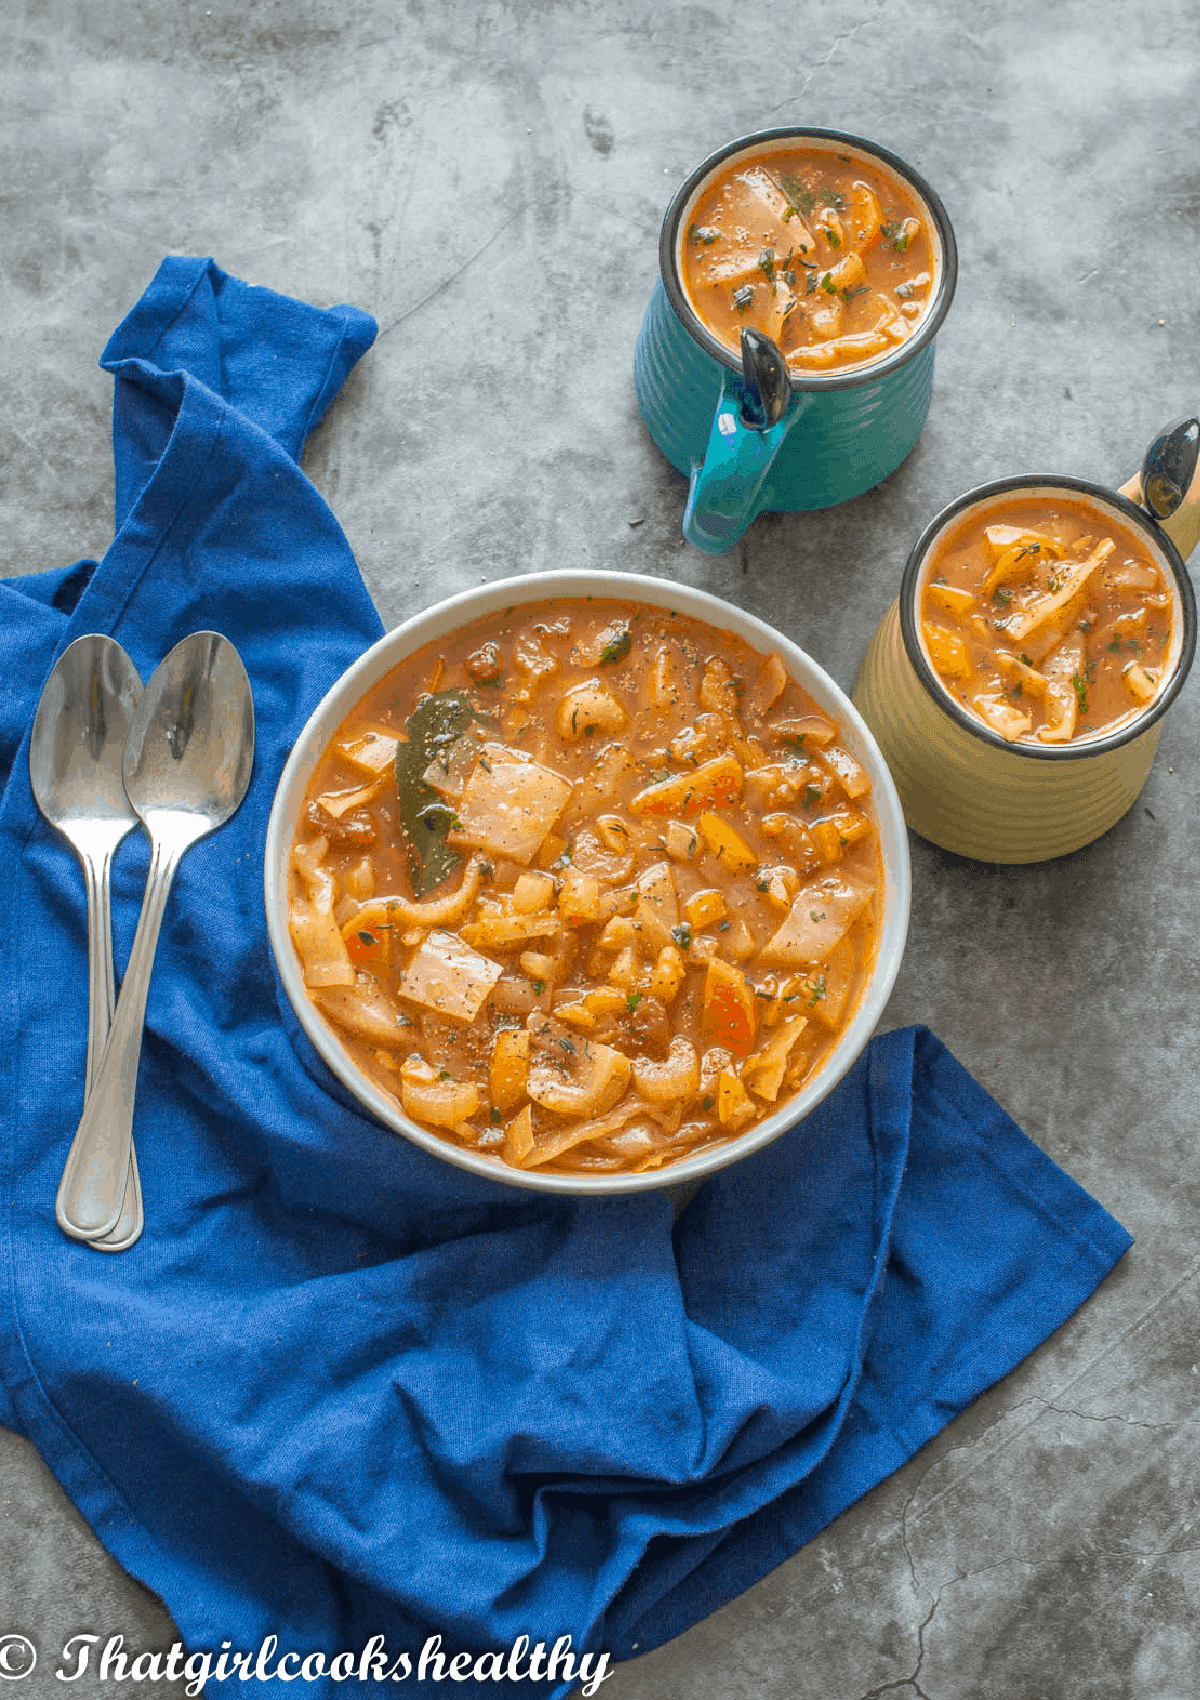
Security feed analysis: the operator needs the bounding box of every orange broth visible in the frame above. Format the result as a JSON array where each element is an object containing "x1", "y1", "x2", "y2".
[
  {"x1": 288, "y1": 601, "x2": 881, "y2": 1175},
  {"x1": 918, "y1": 496, "x2": 1178, "y2": 744},
  {"x1": 681, "y1": 145, "x2": 935, "y2": 374}
]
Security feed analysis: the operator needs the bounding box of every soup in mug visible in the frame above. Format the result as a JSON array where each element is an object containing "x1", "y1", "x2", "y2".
[
  {"x1": 288, "y1": 602, "x2": 881, "y2": 1175},
  {"x1": 918, "y1": 495, "x2": 1178, "y2": 744},
  {"x1": 681, "y1": 144, "x2": 935, "y2": 374}
]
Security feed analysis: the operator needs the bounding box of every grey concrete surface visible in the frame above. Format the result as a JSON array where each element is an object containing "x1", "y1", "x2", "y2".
[{"x1": 3, "y1": 0, "x2": 1200, "y2": 1695}]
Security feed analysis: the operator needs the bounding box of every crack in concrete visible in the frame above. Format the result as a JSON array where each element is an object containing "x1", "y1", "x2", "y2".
[
  {"x1": 765, "y1": 19, "x2": 872, "y2": 114},
  {"x1": 1042, "y1": 1399, "x2": 1184, "y2": 1433},
  {"x1": 854, "y1": 1595, "x2": 939, "y2": 1700},
  {"x1": 375, "y1": 202, "x2": 531, "y2": 339},
  {"x1": 896, "y1": 1397, "x2": 1034, "y2": 1602},
  {"x1": 851, "y1": 1527, "x2": 1200, "y2": 1700}
]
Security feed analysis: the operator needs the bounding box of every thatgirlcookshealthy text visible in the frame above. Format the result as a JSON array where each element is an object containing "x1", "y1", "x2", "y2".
[{"x1": 54, "y1": 1632, "x2": 612, "y2": 1695}]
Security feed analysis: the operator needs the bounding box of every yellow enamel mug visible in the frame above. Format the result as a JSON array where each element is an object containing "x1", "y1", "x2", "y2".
[{"x1": 853, "y1": 429, "x2": 1199, "y2": 863}]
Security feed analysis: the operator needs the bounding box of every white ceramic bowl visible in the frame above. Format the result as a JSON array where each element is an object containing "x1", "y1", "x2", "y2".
[{"x1": 264, "y1": 569, "x2": 911, "y2": 1194}]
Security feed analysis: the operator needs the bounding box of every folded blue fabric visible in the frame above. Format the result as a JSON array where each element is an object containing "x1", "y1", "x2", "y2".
[{"x1": 0, "y1": 260, "x2": 1131, "y2": 1695}]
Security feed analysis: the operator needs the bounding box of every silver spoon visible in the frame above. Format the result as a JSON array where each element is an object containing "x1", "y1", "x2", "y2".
[
  {"x1": 30, "y1": 635, "x2": 145, "y2": 1251},
  {"x1": 56, "y1": 631, "x2": 255, "y2": 1244},
  {"x1": 1138, "y1": 415, "x2": 1200, "y2": 522}
]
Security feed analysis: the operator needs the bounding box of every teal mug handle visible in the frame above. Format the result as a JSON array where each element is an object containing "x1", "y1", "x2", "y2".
[{"x1": 683, "y1": 372, "x2": 807, "y2": 553}]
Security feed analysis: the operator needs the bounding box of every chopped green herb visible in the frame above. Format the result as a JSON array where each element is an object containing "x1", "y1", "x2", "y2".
[
  {"x1": 778, "y1": 175, "x2": 818, "y2": 216},
  {"x1": 1019, "y1": 654, "x2": 1033, "y2": 666},
  {"x1": 702, "y1": 1095, "x2": 715, "y2": 1112},
  {"x1": 670, "y1": 922, "x2": 694, "y2": 949},
  {"x1": 558, "y1": 1037, "x2": 576, "y2": 1056},
  {"x1": 625, "y1": 990, "x2": 642, "y2": 1012},
  {"x1": 806, "y1": 272, "x2": 819, "y2": 295},
  {"x1": 880, "y1": 218, "x2": 910, "y2": 251},
  {"x1": 896, "y1": 281, "x2": 914, "y2": 300},
  {"x1": 758, "y1": 247, "x2": 776, "y2": 288},
  {"x1": 688, "y1": 223, "x2": 720, "y2": 245},
  {"x1": 808, "y1": 975, "x2": 827, "y2": 1006},
  {"x1": 841, "y1": 283, "x2": 869, "y2": 302},
  {"x1": 598, "y1": 623, "x2": 632, "y2": 665},
  {"x1": 438, "y1": 1069, "x2": 452, "y2": 1081},
  {"x1": 490, "y1": 1107, "x2": 503, "y2": 1125},
  {"x1": 804, "y1": 784, "x2": 822, "y2": 808},
  {"x1": 994, "y1": 586, "x2": 1013, "y2": 605},
  {"x1": 532, "y1": 979, "x2": 546, "y2": 995},
  {"x1": 356, "y1": 930, "x2": 376, "y2": 947},
  {"x1": 1012, "y1": 681, "x2": 1023, "y2": 699},
  {"x1": 821, "y1": 272, "x2": 836, "y2": 295},
  {"x1": 810, "y1": 909, "x2": 825, "y2": 923},
  {"x1": 824, "y1": 227, "x2": 841, "y2": 247},
  {"x1": 821, "y1": 188, "x2": 846, "y2": 210},
  {"x1": 1072, "y1": 670, "x2": 1088, "y2": 713}
]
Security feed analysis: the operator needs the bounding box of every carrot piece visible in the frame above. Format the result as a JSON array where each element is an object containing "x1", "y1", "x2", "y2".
[
  {"x1": 701, "y1": 959, "x2": 758, "y2": 1057},
  {"x1": 345, "y1": 924, "x2": 392, "y2": 970},
  {"x1": 629, "y1": 754, "x2": 743, "y2": 818}
]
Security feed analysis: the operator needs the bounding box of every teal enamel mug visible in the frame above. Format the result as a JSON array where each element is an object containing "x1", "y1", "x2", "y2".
[{"x1": 635, "y1": 127, "x2": 958, "y2": 554}]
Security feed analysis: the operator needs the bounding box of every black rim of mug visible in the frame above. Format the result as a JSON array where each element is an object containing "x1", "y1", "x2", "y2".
[
  {"x1": 897, "y1": 473, "x2": 1198, "y2": 760},
  {"x1": 658, "y1": 126, "x2": 960, "y2": 393}
]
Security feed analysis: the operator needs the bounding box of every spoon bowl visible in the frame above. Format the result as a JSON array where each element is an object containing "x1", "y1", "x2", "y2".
[
  {"x1": 123, "y1": 633, "x2": 256, "y2": 825},
  {"x1": 30, "y1": 635, "x2": 142, "y2": 836},
  {"x1": 56, "y1": 632, "x2": 255, "y2": 1243},
  {"x1": 1140, "y1": 415, "x2": 1200, "y2": 522}
]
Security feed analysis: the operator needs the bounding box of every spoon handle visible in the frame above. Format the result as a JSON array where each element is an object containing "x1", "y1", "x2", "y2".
[
  {"x1": 57, "y1": 831, "x2": 186, "y2": 1241},
  {"x1": 58, "y1": 849, "x2": 144, "y2": 1250},
  {"x1": 83, "y1": 846, "x2": 116, "y2": 1096}
]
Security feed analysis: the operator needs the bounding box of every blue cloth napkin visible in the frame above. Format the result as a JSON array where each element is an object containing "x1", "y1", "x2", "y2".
[{"x1": 0, "y1": 259, "x2": 1131, "y2": 1696}]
